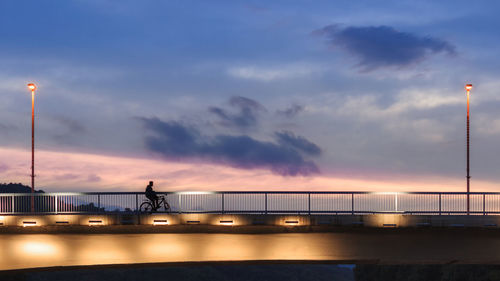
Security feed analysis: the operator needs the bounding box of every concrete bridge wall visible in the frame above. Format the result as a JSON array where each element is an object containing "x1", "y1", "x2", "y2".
[{"x1": 1, "y1": 213, "x2": 500, "y2": 228}]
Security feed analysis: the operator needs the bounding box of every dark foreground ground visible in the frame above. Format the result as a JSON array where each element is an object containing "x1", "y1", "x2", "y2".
[
  {"x1": 1, "y1": 264, "x2": 353, "y2": 281},
  {"x1": 3, "y1": 264, "x2": 500, "y2": 281}
]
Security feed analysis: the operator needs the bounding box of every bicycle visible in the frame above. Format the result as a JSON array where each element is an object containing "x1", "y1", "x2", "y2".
[{"x1": 140, "y1": 195, "x2": 171, "y2": 213}]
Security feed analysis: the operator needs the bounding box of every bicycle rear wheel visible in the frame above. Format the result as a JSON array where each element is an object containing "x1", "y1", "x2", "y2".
[{"x1": 140, "y1": 202, "x2": 154, "y2": 213}]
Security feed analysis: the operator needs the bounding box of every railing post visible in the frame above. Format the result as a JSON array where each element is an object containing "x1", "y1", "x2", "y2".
[
  {"x1": 483, "y1": 193, "x2": 486, "y2": 216},
  {"x1": 97, "y1": 194, "x2": 101, "y2": 212},
  {"x1": 136, "y1": 193, "x2": 140, "y2": 225},
  {"x1": 55, "y1": 194, "x2": 58, "y2": 214},
  {"x1": 11, "y1": 195, "x2": 14, "y2": 214},
  {"x1": 221, "y1": 193, "x2": 225, "y2": 214},
  {"x1": 178, "y1": 194, "x2": 182, "y2": 214},
  {"x1": 308, "y1": 192, "x2": 311, "y2": 215},
  {"x1": 439, "y1": 193, "x2": 442, "y2": 215},
  {"x1": 265, "y1": 193, "x2": 268, "y2": 215},
  {"x1": 351, "y1": 193, "x2": 354, "y2": 215},
  {"x1": 395, "y1": 193, "x2": 398, "y2": 212}
]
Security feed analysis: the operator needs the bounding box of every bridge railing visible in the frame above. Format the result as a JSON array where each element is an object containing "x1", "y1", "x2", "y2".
[{"x1": 0, "y1": 191, "x2": 499, "y2": 215}]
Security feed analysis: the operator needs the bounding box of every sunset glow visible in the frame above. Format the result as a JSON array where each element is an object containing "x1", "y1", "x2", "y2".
[{"x1": 0, "y1": 147, "x2": 497, "y2": 192}]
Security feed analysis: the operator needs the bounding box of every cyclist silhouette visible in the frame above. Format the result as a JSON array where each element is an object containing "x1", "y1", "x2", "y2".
[
  {"x1": 145, "y1": 181, "x2": 159, "y2": 208},
  {"x1": 141, "y1": 181, "x2": 170, "y2": 213}
]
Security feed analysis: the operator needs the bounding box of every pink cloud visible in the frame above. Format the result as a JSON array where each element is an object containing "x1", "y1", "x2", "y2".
[
  {"x1": 0, "y1": 147, "x2": 492, "y2": 193},
  {"x1": 0, "y1": 163, "x2": 8, "y2": 173}
]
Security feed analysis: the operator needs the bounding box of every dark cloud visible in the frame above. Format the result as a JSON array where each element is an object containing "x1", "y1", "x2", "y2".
[
  {"x1": 315, "y1": 24, "x2": 456, "y2": 71},
  {"x1": 209, "y1": 96, "x2": 265, "y2": 129},
  {"x1": 140, "y1": 117, "x2": 200, "y2": 157},
  {"x1": 275, "y1": 131, "x2": 321, "y2": 156},
  {"x1": 277, "y1": 104, "x2": 304, "y2": 118},
  {"x1": 139, "y1": 117, "x2": 321, "y2": 176}
]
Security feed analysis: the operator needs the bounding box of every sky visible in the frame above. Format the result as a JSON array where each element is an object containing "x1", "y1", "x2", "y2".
[{"x1": 1, "y1": 0, "x2": 499, "y2": 192}]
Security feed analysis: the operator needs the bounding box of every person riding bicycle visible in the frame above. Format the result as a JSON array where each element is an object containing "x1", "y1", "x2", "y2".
[{"x1": 145, "y1": 181, "x2": 159, "y2": 209}]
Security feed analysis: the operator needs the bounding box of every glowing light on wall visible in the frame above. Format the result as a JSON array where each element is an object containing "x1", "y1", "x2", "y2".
[
  {"x1": 88, "y1": 219, "x2": 104, "y2": 226},
  {"x1": 153, "y1": 219, "x2": 168, "y2": 225},
  {"x1": 22, "y1": 221, "x2": 37, "y2": 227},
  {"x1": 383, "y1": 223, "x2": 397, "y2": 228},
  {"x1": 284, "y1": 220, "x2": 299, "y2": 225},
  {"x1": 219, "y1": 220, "x2": 234, "y2": 225}
]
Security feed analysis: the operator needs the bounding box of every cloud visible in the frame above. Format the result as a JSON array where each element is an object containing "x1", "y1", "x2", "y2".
[
  {"x1": 275, "y1": 131, "x2": 321, "y2": 156},
  {"x1": 87, "y1": 174, "x2": 102, "y2": 182},
  {"x1": 227, "y1": 64, "x2": 323, "y2": 81},
  {"x1": 139, "y1": 117, "x2": 321, "y2": 176},
  {"x1": 209, "y1": 96, "x2": 265, "y2": 129},
  {"x1": 0, "y1": 123, "x2": 18, "y2": 134},
  {"x1": 277, "y1": 104, "x2": 304, "y2": 118},
  {"x1": 50, "y1": 116, "x2": 88, "y2": 145},
  {"x1": 54, "y1": 116, "x2": 87, "y2": 134},
  {"x1": 337, "y1": 88, "x2": 463, "y2": 120},
  {"x1": 54, "y1": 173, "x2": 79, "y2": 181},
  {"x1": 0, "y1": 163, "x2": 8, "y2": 173},
  {"x1": 315, "y1": 24, "x2": 456, "y2": 71}
]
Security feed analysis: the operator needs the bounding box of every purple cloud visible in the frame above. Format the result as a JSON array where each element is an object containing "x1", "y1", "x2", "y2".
[
  {"x1": 209, "y1": 96, "x2": 265, "y2": 129},
  {"x1": 139, "y1": 117, "x2": 321, "y2": 176},
  {"x1": 315, "y1": 24, "x2": 456, "y2": 71}
]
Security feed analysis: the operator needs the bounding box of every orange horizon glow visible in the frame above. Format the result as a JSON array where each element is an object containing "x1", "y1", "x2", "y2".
[{"x1": 0, "y1": 147, "x2": 497, "y2": 193}]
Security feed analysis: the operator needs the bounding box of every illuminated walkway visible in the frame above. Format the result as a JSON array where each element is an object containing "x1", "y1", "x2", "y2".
[{"x1": 2, "y1": 229, "x2": 500, "y2": 271}]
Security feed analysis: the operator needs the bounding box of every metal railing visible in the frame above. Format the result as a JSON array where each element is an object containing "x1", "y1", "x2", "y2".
[{"x1": 0, "y1": 191, "x2": 499, "y2": 215}]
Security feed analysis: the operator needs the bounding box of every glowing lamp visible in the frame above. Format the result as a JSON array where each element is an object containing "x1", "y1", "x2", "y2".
[
  {"x1": 465, "y1": 84, "x2": 473, "y2": 91},
  {"x1": 27, "y1": 83, "x2": 37, "y2": 91},
  {"x1": 23, "y1": 221, "x2": 37, "y2": 227},
  {"x1": 88, "y1": 219, "x2": 103, "y2": 226},
  {"x1": 153, "y1": 219, "x2": 168, "y2": 226},
  {"x1": 219, "y1": 220, "x2": 234, "y2": 226}
]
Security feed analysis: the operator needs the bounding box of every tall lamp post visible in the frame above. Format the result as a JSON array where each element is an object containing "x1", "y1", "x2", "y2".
[
  {"x1": 465, "y1": 83, "x2": 472, "y2": 215},
  {"x1": 27, "y1": 83, "x2": 36, "y2": 213}
]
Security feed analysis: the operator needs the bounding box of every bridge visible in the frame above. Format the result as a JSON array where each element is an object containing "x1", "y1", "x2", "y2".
[
  {"x1": 2, "y1": 191, "x2": 500, "y2": 271},
  {"x1": 1, "y1": 191, "x2": 498, "y2": 216}
]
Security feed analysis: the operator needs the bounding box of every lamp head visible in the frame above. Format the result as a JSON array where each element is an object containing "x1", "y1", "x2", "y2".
[
  {"x1": 465, "y1": 84, "x2": 473, "y2": 92},
  {"x1": 27, "y1": 83, "x2": 36, "y2": 91}
]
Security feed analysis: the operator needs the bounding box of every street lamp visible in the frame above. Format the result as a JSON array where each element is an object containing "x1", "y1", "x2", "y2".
[
  {"x1": 27, "y1": 83, "x2": 36, "y2": 213},
  {"x1": 465, "y1": 83, "x2": 472, "y2": 215}
]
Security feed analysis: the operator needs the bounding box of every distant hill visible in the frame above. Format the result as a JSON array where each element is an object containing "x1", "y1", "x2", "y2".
[{"x1": 0, "y1": 183, "x2": 44, "y2": 193}]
